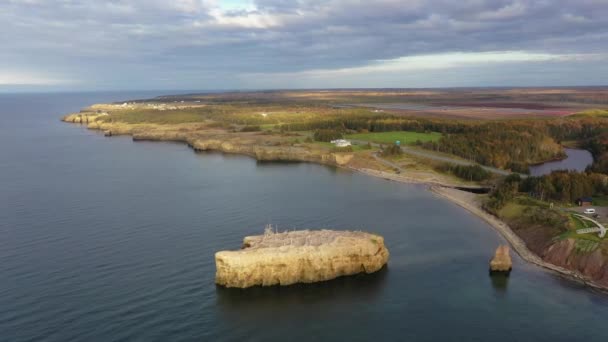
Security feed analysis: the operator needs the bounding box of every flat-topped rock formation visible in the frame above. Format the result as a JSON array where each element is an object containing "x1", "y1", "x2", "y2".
[
  {"x1": 215, "y1": 229, "x2": 390, "y2": 288},
  {"x1": 490, "y1": 245, "x2": 513, "y2": 273}
]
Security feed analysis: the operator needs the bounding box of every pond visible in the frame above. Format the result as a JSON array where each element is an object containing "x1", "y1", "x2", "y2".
[{"x1": 529, "y1": 148, "x2": 594, "y2": 176}]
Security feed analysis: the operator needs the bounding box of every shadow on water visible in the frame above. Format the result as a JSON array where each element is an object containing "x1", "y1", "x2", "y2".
[
  {"x1": 215, "y1": 266, "x2": 389, "y2": 310},
  {"x1": 489, "y1": 272, "x2": 510, "y2": 295}
]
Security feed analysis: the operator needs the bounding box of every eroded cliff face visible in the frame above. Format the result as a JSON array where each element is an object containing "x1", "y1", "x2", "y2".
[
  {"x1": 490, "y1": 245, "x2": 512, "y2": 272},
  {"x1": 62, "y1": 112, "x2": 107, "y2": 124},
  {"x1": 541, "y1": 239, "x2": 608, "y2": 286},
  {"x1": 190, "y1": 138, "x2": 353, "y2": 165},
  {"x1": 215, "y1": 230, "x2": 390, "y2": 288},
  {"x1": 504, "y1": 213, "x2": 608, "y2": 287}
]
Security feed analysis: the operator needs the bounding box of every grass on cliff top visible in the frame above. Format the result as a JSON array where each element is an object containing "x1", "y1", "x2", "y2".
[
  {"x1": 345, "y1": 131, "x2": 441, "y2": 145},
  {"x1": 498, "y1": 203, "x2": 524, "y2": 219},
  {"x1": 99, "y1": 108, "x2": 213, "y2": 124},
  {"x1": 570, "y1": 214, "x2": 594, "y2": 229},
  {"x1": 498, "y1": 196, "x2": 554, "y2": 220}
]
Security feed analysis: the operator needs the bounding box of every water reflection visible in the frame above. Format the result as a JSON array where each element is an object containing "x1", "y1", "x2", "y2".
[
  {"x1": 490, "y1": 272, "x2": 510, "y2": 295},
  {"x1": 529, "y1": 148, "x2": 593, "y2": 176},
  {"x1": 216, "y1": 266, "x2": 389, "y2": 310}
]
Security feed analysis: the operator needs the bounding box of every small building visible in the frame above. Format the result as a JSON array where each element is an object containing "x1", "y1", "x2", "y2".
[
  {"x1": 330, "y1": 139, "x2": 352, "y2": 147},
  {"x1": 577, "y1": 197, "x2": 593, "y2": 206}
]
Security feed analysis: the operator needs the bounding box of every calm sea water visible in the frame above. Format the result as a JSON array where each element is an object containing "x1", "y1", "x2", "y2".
[
  {"x1": 530, "y1": 148, "x2": 594, "y2": 176},
  {"x1": 2, "y1": 92, "x2": 608, "y2": 342}
]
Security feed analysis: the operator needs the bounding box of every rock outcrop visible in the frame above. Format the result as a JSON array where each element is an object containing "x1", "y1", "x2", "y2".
[
  {"x1": 490, "y1": 245, "x2": 512, "y2": 272},
  {"x1": 215, "y1": 229, "x2": 390, "y2": 288}
]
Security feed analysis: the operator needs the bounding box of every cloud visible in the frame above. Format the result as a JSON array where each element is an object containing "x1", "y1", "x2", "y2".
[
  {"x1": 1, "y1": 0, "x2": 607, "y2": 89},
  {"x1": 237, "y1": 51, "x2": 608, "y2": 88},
  {"x1": 0, "y1": 70, "x2": 74, "y2": 86}
]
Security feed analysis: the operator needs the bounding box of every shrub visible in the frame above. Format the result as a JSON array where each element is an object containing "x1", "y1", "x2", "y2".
[
  {"x1": 435, "y1": 164, "x2": 491, "y2": 181},
  {"x1": 314, "y1": 129, "x2": 343, "y2": 142},
  {"x1": 381, "y1": 143, "x2": 402, "y2": 157},
  {"x1": 241, "y1": 125, "x2": 261, "y2": 132}
]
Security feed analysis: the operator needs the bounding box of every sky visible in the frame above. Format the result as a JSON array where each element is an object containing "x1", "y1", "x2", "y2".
[{"x1": 1, "y1": 0, "x2": 608, "y2": 91}]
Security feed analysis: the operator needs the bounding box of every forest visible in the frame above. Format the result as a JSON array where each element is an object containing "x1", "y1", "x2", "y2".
[
  {"x1": 486, "y1": 171, "x2": 608, "y2": 211},
  {"x1": 434, "y1": 164, "x2": 492, "y2": 182}
]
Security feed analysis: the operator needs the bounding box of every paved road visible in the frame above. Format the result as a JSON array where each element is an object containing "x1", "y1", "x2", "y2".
[{"x1": 353, "y1": 139, "x2": 520, "y2": 177}]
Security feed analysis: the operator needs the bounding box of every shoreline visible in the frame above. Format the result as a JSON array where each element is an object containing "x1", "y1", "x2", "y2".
[
  {"x1": 430, "y1": 186, "x2": 608, "y2": 293},
  {"x1": 63, "y1": 118, "x2": 608, "y2": 293}
]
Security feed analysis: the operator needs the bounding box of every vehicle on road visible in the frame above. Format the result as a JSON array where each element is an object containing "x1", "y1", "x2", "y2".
[{"x1": 584, "y1": 208, "x2": 596, "y2": 214}]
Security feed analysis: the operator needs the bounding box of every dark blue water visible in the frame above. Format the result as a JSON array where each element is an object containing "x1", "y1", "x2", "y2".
[
  {"x1": 2, "y1": 93, "x2": 608, "y2": 342},
  {"x1": 530, "y1": 148, "x2": 594, "y2": 176}
]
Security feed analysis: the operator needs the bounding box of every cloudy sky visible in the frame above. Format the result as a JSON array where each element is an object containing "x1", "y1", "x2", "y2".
[{"x1": 2, "y1": 0, "x2": 608, "y2": 91}]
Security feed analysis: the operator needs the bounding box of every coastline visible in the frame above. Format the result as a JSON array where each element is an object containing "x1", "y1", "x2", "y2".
[
  {"x1": 430, "y1": 186, "x2": 608, "y2": 292},
  {"x1": 62, "y1": 117, "x2": 608, "y2": 293}
]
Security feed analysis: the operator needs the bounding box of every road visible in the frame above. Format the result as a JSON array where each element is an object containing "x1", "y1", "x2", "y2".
[{"x1": 352, "y1": 139, "x2": 519, "y2": 177}]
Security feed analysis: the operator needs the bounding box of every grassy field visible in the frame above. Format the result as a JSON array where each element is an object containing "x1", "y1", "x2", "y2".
[
  {"x1": 593, "y1": 196, "x2": 608, "y2": 206},
  {"x1": 570, "y1": 214, "x2": 594, "y2": 229},
  {"x1": 345, "y1": 131, "x2": 441, "y2": 145},
  {"x1": 498, "y1": 202, "x2": 526, "y2": 219}
]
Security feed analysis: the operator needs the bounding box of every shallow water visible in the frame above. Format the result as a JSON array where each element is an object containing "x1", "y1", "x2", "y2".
[{"x1": 2, "y1": 92, "x2": 608, "y2": 341}]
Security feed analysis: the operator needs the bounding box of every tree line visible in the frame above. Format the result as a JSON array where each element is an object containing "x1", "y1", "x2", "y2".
[
  {"x1": 486, "y1": 171, "x2": 608, "y2": 211},
  {"x1": 285, "y1": 113, "x2": 608, "y2": 176}
]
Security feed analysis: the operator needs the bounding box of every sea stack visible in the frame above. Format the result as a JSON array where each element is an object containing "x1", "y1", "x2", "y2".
[
  {"x1": 490, "y1": 245, "x2": 512, "y2": 273},
  {"x1": 215, "y1": 229, "x2": 390, "y2": 288}
]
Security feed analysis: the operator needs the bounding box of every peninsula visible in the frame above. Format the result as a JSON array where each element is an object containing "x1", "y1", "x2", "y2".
[{"x1": 61, "y1": 88, "x2": 608, "y2": 291}]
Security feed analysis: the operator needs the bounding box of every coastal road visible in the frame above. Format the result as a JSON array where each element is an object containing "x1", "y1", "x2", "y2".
[
  {"x1": 370, "y1": 152, "x2": 404, "y2": 173},
  {"x1": 353, "y1": 140, "x2": 519, "y2": 177},
  {"x1": 370, "y1": 152, "x2": 491, "y2": 191},
  {"x1": 400, "y1": 145, "x2": 514, "y2": 176}
]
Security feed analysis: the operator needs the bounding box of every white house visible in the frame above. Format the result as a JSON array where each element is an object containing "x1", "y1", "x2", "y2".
[{"x1": 330, "y1": 139, "x2": 352, "y2": 147}]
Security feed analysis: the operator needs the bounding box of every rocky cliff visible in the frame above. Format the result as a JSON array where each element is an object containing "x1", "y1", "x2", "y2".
[
  {"x1": 541, "y1": 239, "x2": 608, "y2": 286},
  {"x1": 215, "y1": 230, "x2": 390, "y2": 288},
  {"x1": 489, "y1": 245, "x2": 512, "y2": 272},
  {"x1": 62, "y1": 112, "x2": 354, "y2": 166}
]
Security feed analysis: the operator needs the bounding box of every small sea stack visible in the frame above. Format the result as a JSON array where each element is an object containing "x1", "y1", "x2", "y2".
[
  {"x1": 489, "y1": 245, "x2": 513, "y2": 273},
  {"x1": 215, "y1": 228, "x2": 390, "y2": 288}
]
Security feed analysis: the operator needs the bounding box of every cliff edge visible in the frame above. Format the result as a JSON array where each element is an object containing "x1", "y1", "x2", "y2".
[{"x1": 215, "y1": 229, "x2": 389, "y2": 288}]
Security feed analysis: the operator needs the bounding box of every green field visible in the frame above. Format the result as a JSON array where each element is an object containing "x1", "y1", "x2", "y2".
[
  {"x1": 593, "y1": 196, "x2": 608, "y2": 206},
  {"x1": 346, "y1": 131, "x2": 441, "y2": 145}
]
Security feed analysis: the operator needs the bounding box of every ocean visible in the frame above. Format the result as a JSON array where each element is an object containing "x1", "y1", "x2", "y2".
[{"x1": 1, "y1": 92, "x2": 607, "y2": 341}]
